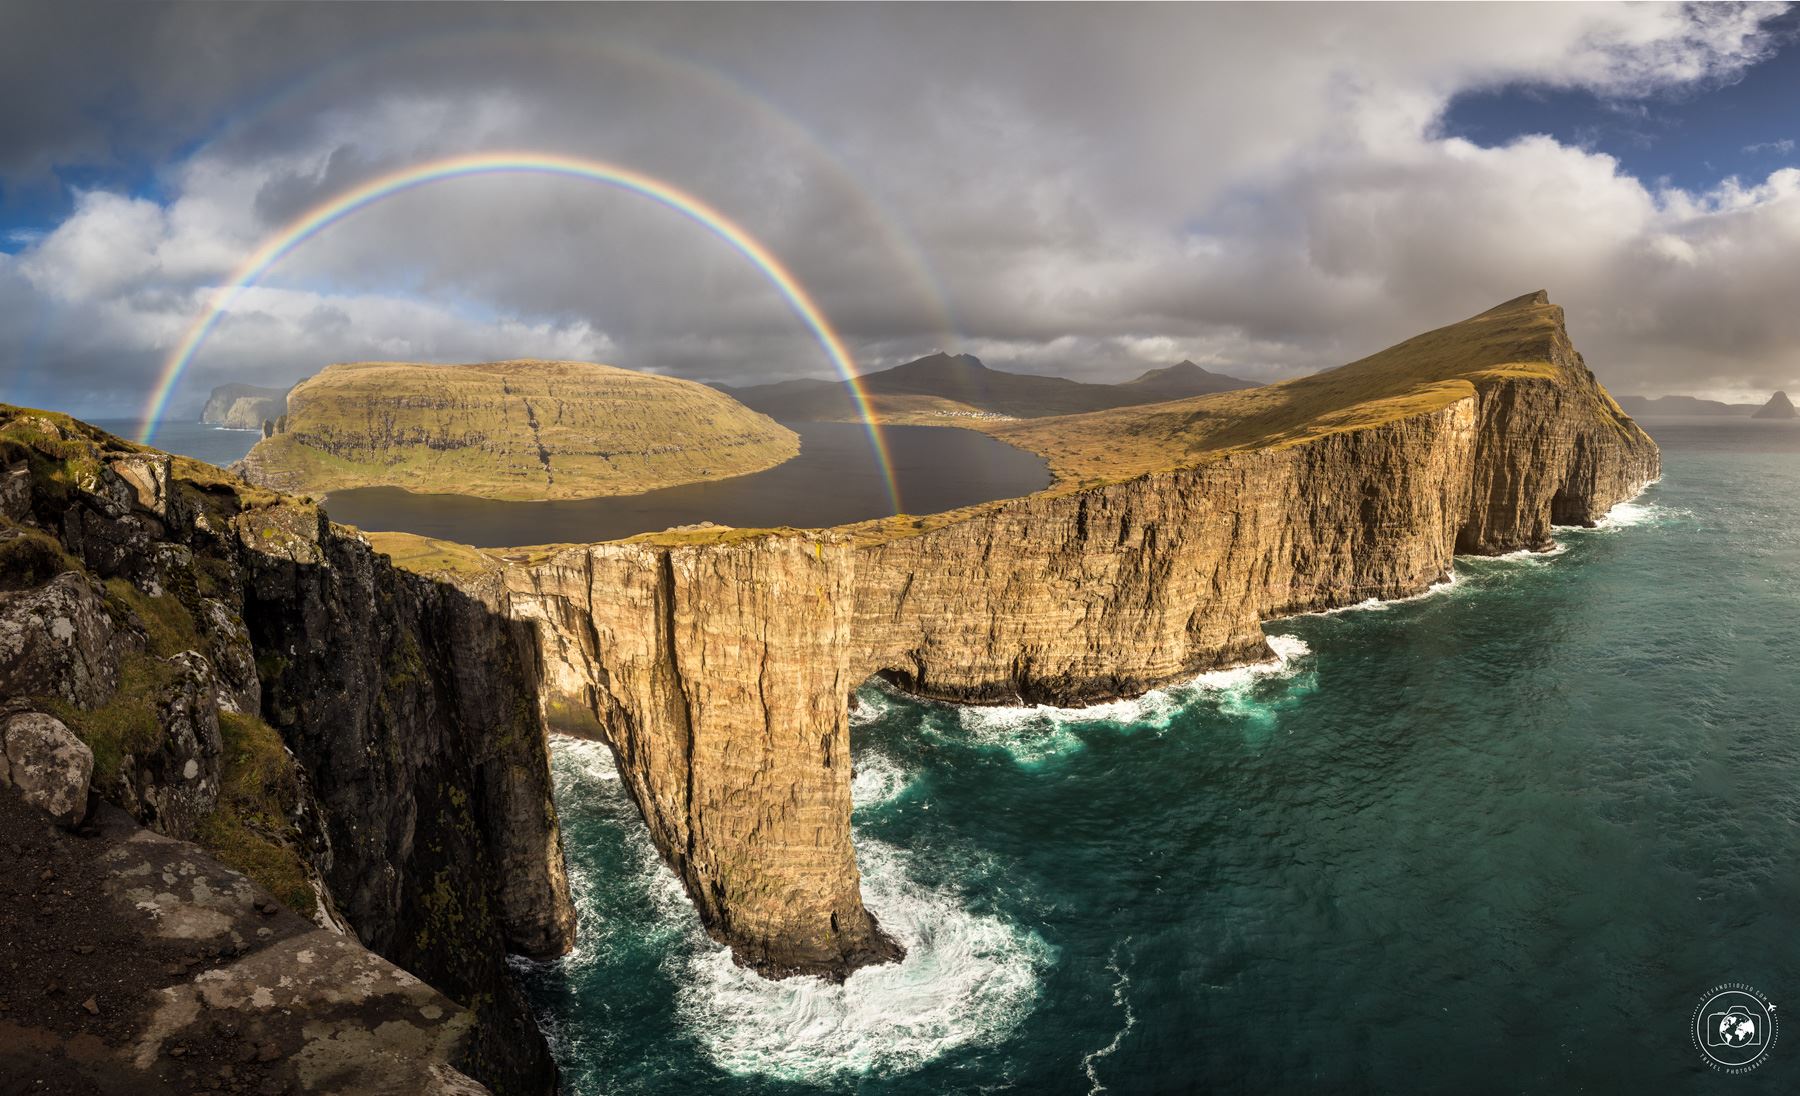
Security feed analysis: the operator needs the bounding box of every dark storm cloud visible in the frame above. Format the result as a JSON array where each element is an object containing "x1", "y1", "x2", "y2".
[{"x1": 1, "y1": 2, "x2": 1796, "y2": 418}]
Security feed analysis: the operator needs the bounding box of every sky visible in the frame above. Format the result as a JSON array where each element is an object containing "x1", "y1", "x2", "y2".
[{"x1": 2, "y1": 2, "x2": 1799, "y2": 421}]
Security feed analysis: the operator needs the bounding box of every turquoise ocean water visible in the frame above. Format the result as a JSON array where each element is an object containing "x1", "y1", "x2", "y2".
[{"x1": 524, "y1": 418, "x2": 1800, "y2": 1094}]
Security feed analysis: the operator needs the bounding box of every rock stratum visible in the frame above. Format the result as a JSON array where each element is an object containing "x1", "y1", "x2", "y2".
[
  {"x1": 239, "y1": 358, "x2": 800, "y2": 501},
  {"x1": 198, "y1": 383, "x2": 288, "y2": 430},
  {"x1": 0, "y1": 411, "x2": 574, "y2": 1094},
  {"x1": 496, "y1": 291, "x2": 1659, "y2": 979}
]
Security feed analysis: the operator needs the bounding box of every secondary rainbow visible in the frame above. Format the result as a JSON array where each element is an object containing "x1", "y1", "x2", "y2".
[{"x1": 141, "y1": 150, "x2": 902, "y2": 513}]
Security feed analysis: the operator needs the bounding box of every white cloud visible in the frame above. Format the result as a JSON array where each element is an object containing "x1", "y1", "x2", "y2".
[{"x1": 4, "y1": 2, "x2": 1799, "y2": 415}]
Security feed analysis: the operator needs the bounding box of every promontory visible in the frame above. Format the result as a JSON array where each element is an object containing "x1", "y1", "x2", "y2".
[{"x1": 238, "y1": 358, "x2": 800, "y2": 500}]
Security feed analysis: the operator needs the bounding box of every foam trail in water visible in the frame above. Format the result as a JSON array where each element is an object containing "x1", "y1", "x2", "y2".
[
  {"x1": 1081, "y1": 942, "x2": 1137, "y2": 1095},
  {"x1": 1300, "y1": 570, "x2": 1461, "y2": 617},
  {"x1": 946, "y1": 635, "x2": 1313, "y2": 764},
  {"x1": 676, "y1": 838, "x2": 1051, "y2": 1081}
]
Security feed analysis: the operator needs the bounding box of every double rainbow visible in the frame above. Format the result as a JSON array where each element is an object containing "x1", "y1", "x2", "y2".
[{"x1": 140, "y1": 151, "x2": 901, "y2": 513}]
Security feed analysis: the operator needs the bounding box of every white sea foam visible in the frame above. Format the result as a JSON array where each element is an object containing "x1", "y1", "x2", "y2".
[
  {"x1": 1299, "y1": 569, "x2": 1461, "y2": 616},
  {"x1": 542, "y1": 735, "x2": 1046, "y2": 1083},
  {"x1": 943, "y1": 634, "x2": 1313, "y2": 763},
  {"x1": 849, "y1": 686, "x2": 897, "y2": 727},
  {"x1": 675, "y1": 838, "x2": 1052, "y2": 1081},
  {"x1": 851, "y1": 750, "x2": 913, "y2": 811},
  {"x1": 1080, "y1": 943, "x2": 1136, "y2": 1095}
]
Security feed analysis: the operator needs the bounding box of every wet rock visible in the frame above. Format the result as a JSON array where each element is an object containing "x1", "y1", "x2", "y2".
[{"x1": 0, "y1": 711, "x2": 93, "y2": 825}]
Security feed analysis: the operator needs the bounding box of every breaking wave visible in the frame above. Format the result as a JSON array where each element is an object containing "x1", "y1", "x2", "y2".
[
  {"x1": 540, "y1": 737, "x2": 1047, "y2": 1084},
  {"x1": 675, "y1": 837, "x2": 1052, "y2": 1081},
  {"x1": 941, "y1": 634, "x2": 1314, "y2": 764},
  {"x1": 851, "y1": 750, "x2": 914, "y2": 812}
]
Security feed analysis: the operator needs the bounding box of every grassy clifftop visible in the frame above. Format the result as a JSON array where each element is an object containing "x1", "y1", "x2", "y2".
[
  {"x1": 992, "y1": 291, "x2": 1637, "y2": 485},
  {"x1": 240, "y1": 359, "x2": 800, "y2": 501}
]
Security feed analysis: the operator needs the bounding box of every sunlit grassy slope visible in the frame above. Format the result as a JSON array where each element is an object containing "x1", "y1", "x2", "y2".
[
  {"x1": 242, "y1": 359, "x2": 800, "y2": 501},
  {"x1": 991, "y1": 291, "x2": 1634, "y2": 485}
]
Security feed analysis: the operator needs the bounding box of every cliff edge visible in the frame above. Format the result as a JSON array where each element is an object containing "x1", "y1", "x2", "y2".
[
  {"x1": 500, "y1": 291, "x2": 1659, "y2": 980},
  {"x1": 0, "y1": 409, "x2": 575, "y2": 1094},
  {"x1": 199, "y1": 383, "x2": 287, "y2": 430}
]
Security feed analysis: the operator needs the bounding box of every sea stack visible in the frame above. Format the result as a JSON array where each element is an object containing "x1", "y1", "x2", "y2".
[{"x1": 1752, "y1": 390, "x2": 1797, "y2": 419}]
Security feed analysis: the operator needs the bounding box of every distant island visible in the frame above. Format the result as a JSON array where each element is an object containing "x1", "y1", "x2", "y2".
[
  {"x1": 719, "y1": 351, "x2": 1253, "y2": 423},
  {"x1": 1615, "y1": 393, "x2": 1767, "y2": 417},
  {"x1": 237, "y1": 359, "x2": 799, "y2": 500},
  {"x1": 199, "y1": 382, "x2": 288, "y2": 429},
  {"x1": 1753, "y1": 390, "x2": 1797, "y2": 419}
]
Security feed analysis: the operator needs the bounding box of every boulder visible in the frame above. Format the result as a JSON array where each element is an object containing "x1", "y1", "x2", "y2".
[{"x1": 0, "y1": 711, "x2": 93, "y2": 824}]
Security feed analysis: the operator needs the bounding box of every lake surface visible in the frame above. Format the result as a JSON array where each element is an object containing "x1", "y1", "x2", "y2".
[
  {"x1": 523, "y1": 416, "x2": 1800, "y2": 1094},
  {"x1": 318, "y1": 422, "x2": 1050, "y2": 546}
]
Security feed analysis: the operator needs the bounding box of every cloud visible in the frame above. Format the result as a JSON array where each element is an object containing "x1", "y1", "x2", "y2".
[
  {"x1": 1744, "y1": 138, "x2": 1797, "y2": 154},
  {"x1": 2, "y1": 2, "x2": 1798, "y2": 416}
]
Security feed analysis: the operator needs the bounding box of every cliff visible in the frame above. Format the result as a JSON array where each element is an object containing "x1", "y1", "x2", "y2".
[
  {"x1": 0, "y1": 408, "x2": 574, "y2": 1094},
  {"x1": 1753, "y1": 390, "x2": 1797, "y2": 419},
  {"x1": 240, "y1": 358, "x2": 799, "y2": 500},
  {"x1": 500, "y1": 291, "x2": 1659, "y2": 979},
  {"x1": 199, "y1": 383, "x2": 288, "y2": 430}
]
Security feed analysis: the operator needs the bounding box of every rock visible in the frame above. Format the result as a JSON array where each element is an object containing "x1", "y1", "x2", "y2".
[
  {"x1": 1752, "y1": 390, "x2": 1797, "y2": 420},
  {"x1": 200, "y1": 383, "x2": 288, "y2": 430},
  {"x1": 108, "y1": 454, "x2": 175, "y2": 518},
  {"x1": 0, "y1": 570, "x2": 119, "y2": 708},
  {"x1": 0, "y1": 712, "x2": 94, "y2": 825},
  {"x1": 115, "y1": 651, "x2": 222, "y2": 840}
]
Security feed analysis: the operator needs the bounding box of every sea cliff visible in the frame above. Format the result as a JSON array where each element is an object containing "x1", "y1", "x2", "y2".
[
  {"x1": 0, "y1": 410, "x2": 573, "y2": 1094},
  {"x1": 199, "y1": 383, "x2": 287, "y2": 430},
  {"x1": 500, "y1": 292, "x2": 1659, "y2": 979}
]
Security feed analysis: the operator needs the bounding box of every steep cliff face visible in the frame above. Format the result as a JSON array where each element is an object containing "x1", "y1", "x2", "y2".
[
  {"x1": 199, "y1": 383, "x2": 287, "y2": 430},
  {"x1": 0, "y1": 409, "x2": 574, "y2": 1095},
  {"x1": 504, "y1": 293, "x2": 1659, "y2": 980}
]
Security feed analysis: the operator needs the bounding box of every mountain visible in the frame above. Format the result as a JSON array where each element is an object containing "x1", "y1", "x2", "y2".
[
  {"x1": 238, "y1": 359, "x2": 799, "y2": 500},
  {"x1": 1753, "y1": 390, "x2": 1798, "y2": 419},
  {"x1": 1116, "y1": 359, "x2": 1249, "y2": 400},
  {"x1": 1615, "y1": 394, "x2": 1761, "y2": 417},
  {"x1": 199, "y1": 382, "x2": 288, "y2": 429},
  {"x1": 723, "y1": 352, "x2": 1255, "y2": 421}
]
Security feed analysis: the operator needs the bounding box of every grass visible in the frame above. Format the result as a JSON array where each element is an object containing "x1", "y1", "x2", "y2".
[
  {"x1": 363, "y1": 530, "x2": 503, "y2": 577},
  {"x1": 986, "y1": 290, "x2": 1627, "y2": 484},
  {"x1": 198, "y1": 710, "x2": 317, "y2": 917},
  {"x1": 240, "y1": 358, "x2": 801, "y2": 501}
]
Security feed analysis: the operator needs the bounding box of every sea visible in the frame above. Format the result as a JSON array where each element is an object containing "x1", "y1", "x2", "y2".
[{"x1": 517, "y1": 418, "x2": 1800, "y2": 1094}]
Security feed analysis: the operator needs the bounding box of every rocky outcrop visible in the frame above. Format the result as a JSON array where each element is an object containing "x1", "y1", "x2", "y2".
[
  {"x1": 1753, "y1": 390, "x2": 1797, "y2": 420},
  {"x1": 199, "y1": 383, "x2": 287, "y2": 430},
  {"x1": 0, "y1": 785, "x2": 487, "y2": 1094},
  {"x1": 0, "y1": 409, "x2": 573, "y2": 1095},
  {"x1": 502, "y1": 292, "x2": 1660, "y2": 980}
]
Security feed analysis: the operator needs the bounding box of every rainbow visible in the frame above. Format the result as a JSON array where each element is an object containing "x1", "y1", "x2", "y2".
[{"x1": 140, "y1": 150, "x2": 902, "y2": 513}]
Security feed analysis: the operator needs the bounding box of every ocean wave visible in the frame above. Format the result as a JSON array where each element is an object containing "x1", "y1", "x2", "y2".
[
  {"x1": 1299, "y1": 570, "x2": 1461, "y2": 616},
  {"x1": 675, "y1": 838, "x2": 1052, "y2": 1082},
  {"x1": 851, "y1": 750, "x2": 914, "y2": 812},
  {"x1": 540, "y1": 735, "x2": 1046, "y2": 1083},
  {"x1": 941, "y1": 634, "x2": 1314, "y2": 764}
]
